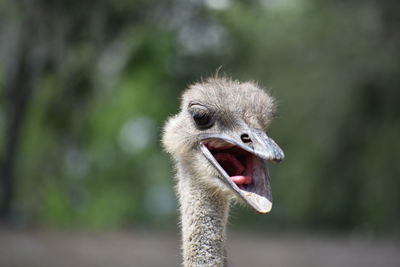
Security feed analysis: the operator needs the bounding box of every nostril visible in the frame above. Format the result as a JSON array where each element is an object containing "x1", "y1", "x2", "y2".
[{"x1": 241, "y1": 134, "x2": 252, "y2": 143}]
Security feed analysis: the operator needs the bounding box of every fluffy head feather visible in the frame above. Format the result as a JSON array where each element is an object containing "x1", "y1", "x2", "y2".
[{"x1": 162, "y1": 77, "x2": 277, "y2": 194}]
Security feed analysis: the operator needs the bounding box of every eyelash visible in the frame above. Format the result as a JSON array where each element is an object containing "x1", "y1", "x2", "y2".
[{"x1": 191, "y1": 110, "x2": 214, "y2": 130}]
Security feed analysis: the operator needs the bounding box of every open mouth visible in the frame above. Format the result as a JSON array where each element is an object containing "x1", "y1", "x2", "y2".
[
  {"x1": 199, "y1": 139, "x2": 273, "y2": 213},
  {"x1": 211, "y1": 145, "x2": 254, "y2": 189}
]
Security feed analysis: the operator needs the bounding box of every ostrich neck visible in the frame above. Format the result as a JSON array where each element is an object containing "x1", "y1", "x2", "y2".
[{"x1": 177, "y1": 166, "x2": 230, "y2": 267}]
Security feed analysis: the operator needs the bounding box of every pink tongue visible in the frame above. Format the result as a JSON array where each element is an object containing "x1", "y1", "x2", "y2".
[{"x1": 231, "y1": 175, "x2": 252, "y2": 185}]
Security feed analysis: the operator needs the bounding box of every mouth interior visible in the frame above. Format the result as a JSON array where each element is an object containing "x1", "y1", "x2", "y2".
[{"x1": 207, "y1": 143, "x2": 255, "y2": 191}]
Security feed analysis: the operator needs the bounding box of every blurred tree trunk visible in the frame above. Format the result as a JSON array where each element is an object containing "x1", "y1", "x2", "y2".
[
  {"x1": 0, "y1": 0, "x2": 113, "y2": 223},
  {"x1": 0, "y1": 0, "x2": 104, "y2": 223},
  {"x1": 0, "y1": 2, "x2": 39, "y2": 222}
]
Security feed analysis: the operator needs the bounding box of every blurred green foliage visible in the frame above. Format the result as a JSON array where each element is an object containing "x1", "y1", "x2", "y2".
[{"x1": 0, "y1": 0, "x2": 399, "y2": 234}]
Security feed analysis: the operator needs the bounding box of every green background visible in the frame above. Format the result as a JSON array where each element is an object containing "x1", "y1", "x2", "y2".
[{"x1": 0, "y1": 0, "x2": 399, "y2": 235}]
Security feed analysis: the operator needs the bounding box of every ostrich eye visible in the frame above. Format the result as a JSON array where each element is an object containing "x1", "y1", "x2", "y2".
[{"x1": 191, "y1": 110, "x2": 214, "y2": 130}]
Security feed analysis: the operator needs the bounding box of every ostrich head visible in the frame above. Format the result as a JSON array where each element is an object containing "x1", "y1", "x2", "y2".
[{"x1": 163, "y1": 77, "x2": 284, "y2": 213}]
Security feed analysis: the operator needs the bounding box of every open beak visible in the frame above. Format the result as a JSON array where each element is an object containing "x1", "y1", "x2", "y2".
[{"x1": 198, "y1": 128, "x2": 284, "y2": 214}]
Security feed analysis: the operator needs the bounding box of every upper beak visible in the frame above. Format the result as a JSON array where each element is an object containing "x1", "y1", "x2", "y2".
[
  {"x1": 198, "y1": 127, "x2": 284, "y2": 213},
  {"x1": 243, "y1": 128, "x2": 284, "y2": 162},
  {"x1": 199, "y1": 127, "x2": 284, "y2": 162}
]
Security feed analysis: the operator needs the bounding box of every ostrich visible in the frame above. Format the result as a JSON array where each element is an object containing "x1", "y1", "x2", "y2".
[{"x1": 162, "y1": 77, "x2": 284, "y2": 267}]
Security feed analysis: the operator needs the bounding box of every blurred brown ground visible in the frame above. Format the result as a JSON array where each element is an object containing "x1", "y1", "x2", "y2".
[{"x1": 0, "y1": 229, "x2": 399, "y2": 267}]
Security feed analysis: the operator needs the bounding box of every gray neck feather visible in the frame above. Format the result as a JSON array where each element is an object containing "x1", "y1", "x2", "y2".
[{"x1": 177, "y1": 165, "x2": 230, "y2": 267}]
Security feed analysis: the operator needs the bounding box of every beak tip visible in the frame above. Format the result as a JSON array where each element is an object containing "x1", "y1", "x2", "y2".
[
  {"x1": 256, "y1": 205, "x2": 272, "y2": 214},
  {"x1": 253, "y1": 198, "x2": 272, "y2": 214}
]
